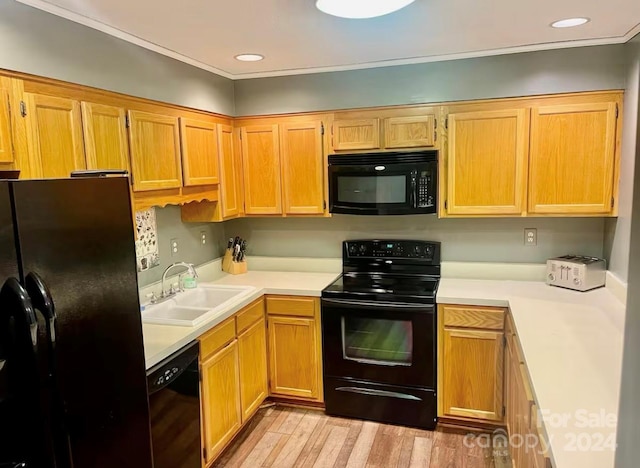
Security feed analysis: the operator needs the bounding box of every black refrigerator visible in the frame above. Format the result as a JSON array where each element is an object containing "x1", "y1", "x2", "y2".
[{"x1": 0, "y1": 176, "x2": 153, "y2": 468}]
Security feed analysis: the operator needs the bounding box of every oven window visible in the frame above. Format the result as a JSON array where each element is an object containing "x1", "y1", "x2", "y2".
[
  {"x1": 337, "y1": 175, "x2": 406, "y2": 204},
  {"x1": 342, "y1": 317, "x2": 413, "y2": 366}
]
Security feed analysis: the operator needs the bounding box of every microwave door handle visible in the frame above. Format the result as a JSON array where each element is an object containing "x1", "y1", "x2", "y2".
[{"x1": 410, "y1": 171, "x2": 418, "y2": 208}]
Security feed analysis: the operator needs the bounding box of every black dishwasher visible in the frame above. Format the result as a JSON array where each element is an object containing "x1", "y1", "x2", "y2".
[{"x1": 147, "y1": 342, "x2": 201, "y2": 468}]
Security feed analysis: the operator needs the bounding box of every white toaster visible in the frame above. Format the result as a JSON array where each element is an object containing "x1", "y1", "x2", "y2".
[{"x1": 546, "y1": 255, "x2": 606, "y2": 292}]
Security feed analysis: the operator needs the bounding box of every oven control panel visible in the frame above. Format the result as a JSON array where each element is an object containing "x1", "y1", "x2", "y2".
[{"x1": 345, "y1": 240, "x2": 439, "y2": 261}]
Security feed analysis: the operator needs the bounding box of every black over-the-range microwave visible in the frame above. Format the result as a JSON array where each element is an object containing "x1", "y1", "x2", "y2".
[{"x1": 328, "y1": 151, "x2": 438, "y2": 216}]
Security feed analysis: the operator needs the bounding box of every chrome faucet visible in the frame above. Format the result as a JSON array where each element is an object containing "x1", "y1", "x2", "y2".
[{"x1": 161, "y1": 262, "x2": 198, "y2": 299}]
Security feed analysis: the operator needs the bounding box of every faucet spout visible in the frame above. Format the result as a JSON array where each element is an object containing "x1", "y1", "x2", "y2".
[{"x1": 161, "y1": 262, "x2": 198, "y2": 298}]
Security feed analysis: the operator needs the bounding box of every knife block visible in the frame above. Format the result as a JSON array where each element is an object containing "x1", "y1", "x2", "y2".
[{"x1": 222, "y1": 250, "x2": 248, "y2": 275}]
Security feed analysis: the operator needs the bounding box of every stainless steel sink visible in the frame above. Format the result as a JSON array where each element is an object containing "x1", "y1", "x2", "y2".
[{"x1": 142, "y1": 285, "x2": 256, "y2": 327}]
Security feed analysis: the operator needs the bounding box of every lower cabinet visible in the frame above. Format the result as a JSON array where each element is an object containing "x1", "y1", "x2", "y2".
[
  {"x1": 266, "y1": 296, "x2": 323, "y2": 402},
  {"x1": 438, "y1": 305, "x2": 506, "y2": 422},
  {"x1": 201, "y1": 339, "x2": 241, "y2": 466},
  {"x1": 505, "y1": 315, "x2": 551, "y2": 468},
  {"x1": 238, "y1": 317, "x2": 268, "y2": 422},
  {"x1": 199, "y1": 298, "x2": 268, "y2": 466}
]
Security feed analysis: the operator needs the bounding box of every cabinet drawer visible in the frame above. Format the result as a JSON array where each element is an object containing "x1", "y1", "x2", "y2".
[
  {"x1": 236, "y1": 298, "x2": 265, "y2": 334},
  {"x1": 199, "y1": 317, "x2": 236, "y2": 360},
  {"x1": 443, "y1": 305, "x2": 505, "y2": 330},
  {"x1": 266, "y1": 296, "x2": 317, "y2": 318}
]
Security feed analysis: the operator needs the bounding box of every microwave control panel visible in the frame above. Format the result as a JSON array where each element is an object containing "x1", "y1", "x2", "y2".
[{"x1": 417, "y1": 171, "x2": 434, "y2": 208}]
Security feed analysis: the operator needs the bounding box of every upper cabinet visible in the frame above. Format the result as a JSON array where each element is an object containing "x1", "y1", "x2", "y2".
[
  {"x1": 441, "y1": 92, "x2": 622, "y2": 218},
  {"x1": 24, "y1": 93, "x2": 86, "y2": 178},
  {"x1": 529, "y1": 101, "x2": 618, "y2": 214},
  {"x1": 385, "y1": 115, "x2": 435, "y2": 149},
  {"x1": 332, "y1": 108, "x2": 438, "y2": 153},
  {"x1": 333, "y1": 118, "x2": 380, "y2": 151},
  {"x1": 280, "y1": 121, "x2": 325, "y2": 215},
  {"x1": 81, "y1": 102, "x2": 130, "y2": 171},
  {"x1": 128, "y1": 110, "x2": 182, "y2": 192},
  {"x1": 446, "y1": 108, "x2": 529, "y2": 216},
  {"x1": 180, "y1": 118, "x2": 219, "y2": 187},
  {"x1": 218, "y1": 124, "x2": 242, "y2": 218},
  {"x1": 240, "y1": 124, "x2": 282, "y2": 215},
  {"x1": 0, "y1": 87, "x2": 13, "y2": 164}
]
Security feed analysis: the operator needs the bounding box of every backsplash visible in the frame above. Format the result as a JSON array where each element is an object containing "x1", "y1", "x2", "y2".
[
  {"x1": 224, "y1": 215, "x2": 605, "y2": 263},
  {"x1": 137, "y1": 206, "x2": 227, "y2": 287}
]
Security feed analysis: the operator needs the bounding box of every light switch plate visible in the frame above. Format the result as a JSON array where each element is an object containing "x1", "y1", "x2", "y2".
[
  {"x1": 170, "y1": 238, "x2": 179, "y2": 256},
  {"x1": 524, "y1": 228, "x2": 537, "y2": 246}
]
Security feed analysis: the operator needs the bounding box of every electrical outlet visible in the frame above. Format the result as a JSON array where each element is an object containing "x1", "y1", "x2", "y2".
[
  {"x1": 170, "y1": 238, "x2": 179, "y2": 256},
  {"x1": 524, "y1": 228, "x2": 537, "y2": 246},
  {"x1": 200, "y1": 231, "x2": 207, "y2": 246}
]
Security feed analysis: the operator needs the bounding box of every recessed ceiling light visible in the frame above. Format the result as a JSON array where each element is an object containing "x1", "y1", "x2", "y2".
[
  {"x1": 316, "y1": 0, "x2": 416, "y2": 19},
  {"x1": 550, "y1": 17, "x2": 590, "y2": 28},
  {"x1": 235, "y1": 54, "x2": 265, "y2": 62}
]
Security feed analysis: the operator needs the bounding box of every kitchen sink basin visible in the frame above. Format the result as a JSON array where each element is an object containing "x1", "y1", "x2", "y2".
[
  {"x1": 174, "y1": 286, "x2": 252, "y2": 308},
  {"x1": 142, "y1": 285, "x2": 256, "y2": 327}
]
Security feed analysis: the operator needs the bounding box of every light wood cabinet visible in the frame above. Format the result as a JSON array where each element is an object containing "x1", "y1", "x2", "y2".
[
  {"x1": 384, "y1": 115, "x2": 435, "y2": 149},
  {"x1": 238, "y1": 317, "x2": 268, "y2": 422},
  {"x1": 201, "y1": 339, "x2": 241, "y2": 465},
  {"x1": 180, "y1": 118, "x2": 219, "y2": 187},
  {"x1": 218, "y1": 124, "x2": 242, "y2": 218},
  {"x1": 446, "y1": 108, "x2": 529, "y2": 215},
  {"x1": 266, "y1": 296, "x2": 322, "y2": 402},
  {"x1": 438, "y1": 305, "x2": 505, "y2": 422},
  {"x1": 0, "y1": 88, "x2": 13, "y2": 164},
  {"x1": 333, "y1": 118, "x2": 380, "y2": 151},
  {"x1": 81, "y1": 102, "x2": 130, "y2": 171},
  {"x1": 529, "y1": 101, "x2": 618, "y2": 214},
  {"x1": 128, "y1": 110, "x2": 182, "y2": 192},
  {"x1": 268, "y1": 316, "x2": 320, "y2": 400},
  {"x1": 241, "y1": 124, "x2": 282, "y2": 215},
  {"x1": 280, "y1": 121, "x2": 325, "y2": 214},
  {"x1": 505, "y1": 313, "x2": 551, "y2": 468},
  {"x1": 24, "y1": 93, "x2": 85, "y2": 178}
]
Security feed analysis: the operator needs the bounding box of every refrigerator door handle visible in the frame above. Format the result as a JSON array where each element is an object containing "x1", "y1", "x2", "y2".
[
  {"x1": 0, "y1": 278, "x2": 38, "y2": 350},
  {"x1": 26, "y1": 272, "x2": 57, "y2": 344}
]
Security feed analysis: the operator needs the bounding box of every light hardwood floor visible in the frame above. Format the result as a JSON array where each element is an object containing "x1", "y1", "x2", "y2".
[{"x1": 213, "y1": 405, "x2": 511, "y2": 467}]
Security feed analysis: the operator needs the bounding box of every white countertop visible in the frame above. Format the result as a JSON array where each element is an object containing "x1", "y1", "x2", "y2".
[
  {"x1": 141, "y1": 269, "x2": 625, "y2": 468},
  {"x1": 142, "y1": 271, "x2": 339, "y2": 370},
  {"x1": 438, "y1": 279, "x2": 625, "y2": 468}
]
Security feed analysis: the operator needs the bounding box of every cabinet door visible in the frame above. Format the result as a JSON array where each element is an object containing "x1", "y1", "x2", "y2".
[
  {"x1": 201, "y1": 340, "x2": 241, "y2": 465},
  {"x1": 128, "y1": 110, "x2": 182, "y2": 192},
  {"x1": 24, "y1": 93, "x2": 86, "y2": 178},
  {"x1": 529, "y1": 102, "x2": 617, "y2": 214},
  {"x1": 281, "y1": 121, "x2": 324, "y2": 214},
  {"x1": 218, "y1": 124, "x2": 242, "y2": 218},
  {"x1": 384, "y1": 115, "x2": 435, "y2": 149},
  {"x1": 333, "y1": 118, "x2": 380, "y2": 151},
  {"x1": 241, "y1": 124, "x2": 282, "y2": 215},
  {"x1": 81, "y1": 102, "x2": 130, "y2": 171},
  {"x1": 180, "y1": 118, "x2": 219, "y2": 187},
  {"x1": 442, "y1": 328, "x2": 504, "y2": 421},
  {"x1": 238, "y1": 317, "x2": 268, "y2": 422},
  {"x1": 0, "y1": 88, "x2": 12, "y2": 164},
  {"x1": 268, "y1": 316, "x2": 319, "y2": 400},
  {"x1": 447, "y1": 109, "x2": 528, "y2": 215}
]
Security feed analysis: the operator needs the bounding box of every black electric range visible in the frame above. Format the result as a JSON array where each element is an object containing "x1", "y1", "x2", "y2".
[{"x1": 321, "y1": 240, "x2": 441, "y2": 430}]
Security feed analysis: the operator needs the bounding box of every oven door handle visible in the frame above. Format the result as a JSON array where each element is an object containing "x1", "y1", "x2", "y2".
[
  {"x1": 322, "y1": 298, "x2": 434, "y2": 311},
  {"x1": 336, "y1": 386, "x2": 422, "y2": 401}
]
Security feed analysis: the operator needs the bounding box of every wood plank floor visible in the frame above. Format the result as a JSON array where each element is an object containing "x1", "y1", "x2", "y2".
[{"x1": 214, "y1": 405, "x2": 512, "y2": 468}]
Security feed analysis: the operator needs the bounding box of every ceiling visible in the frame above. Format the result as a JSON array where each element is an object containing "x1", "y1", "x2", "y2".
[{"x1": 17, "y1": 0, "x2": 640, "y2": 79}]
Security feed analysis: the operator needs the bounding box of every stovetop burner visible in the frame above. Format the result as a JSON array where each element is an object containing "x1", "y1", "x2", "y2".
[{"x1": 322, "y1": 240, "x2": 441, "y2": 304}]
